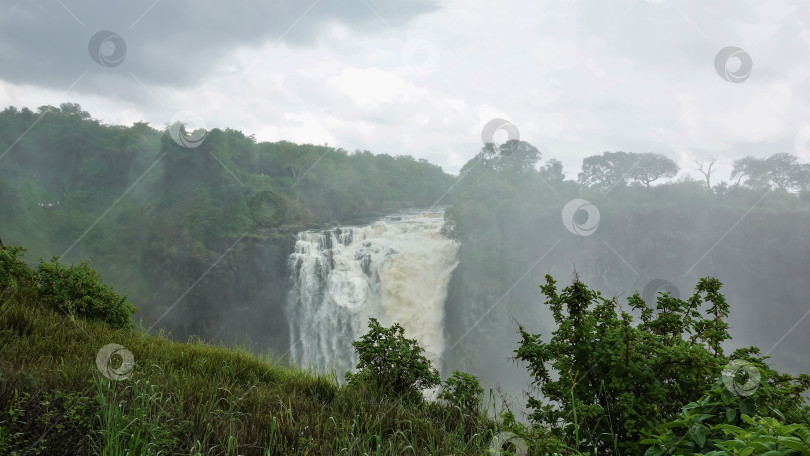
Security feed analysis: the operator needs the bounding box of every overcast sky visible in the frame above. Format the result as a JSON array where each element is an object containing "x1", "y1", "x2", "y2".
[{"x1": 2, "y1": 0, "x2": 810, "y2": 179}]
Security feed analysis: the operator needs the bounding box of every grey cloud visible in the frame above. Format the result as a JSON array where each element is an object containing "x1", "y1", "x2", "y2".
[
  {"x1": 0, "y1": 0, "x2": 439, "y2": 99},
  {"x1": 578, "y1": 0, "x2": 810, "y2": 84}
]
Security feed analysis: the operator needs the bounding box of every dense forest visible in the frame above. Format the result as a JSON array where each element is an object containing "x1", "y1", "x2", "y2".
[
  {"x1": 2, "y1": 104, "x2": 810, "y2": 454},
  {"x1": 0, "y1": 103, "x2": 454, "y2": 351}
]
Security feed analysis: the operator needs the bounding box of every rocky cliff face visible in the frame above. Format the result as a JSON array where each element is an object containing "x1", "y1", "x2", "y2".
[{"x1": 142, "y1": 229, "x2": 297, "y2": 357}]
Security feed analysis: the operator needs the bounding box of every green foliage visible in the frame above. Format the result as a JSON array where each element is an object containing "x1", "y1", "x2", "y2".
[
  {"x1": 0, "y1": 388, "x2": 95, "y2": 455},
  {"x1": 642, "y1": 401, "x2": 810, "y2": 456},
  {"x1": 439, "y1": 371, "x2": 484, "y2": 415},
  {"x1": 708, "y1": 416, "x2": 810, "y2": 456},
  {"x1": 346, "y1": 317, "x2": 440, "y2": 399},
  {"x1": 513, "y1": 273, "x2": 810, "y2": 456},
  {"x1": 578, "y1": 151, "x2": 679, "y2": 190},
  {"x1": 459, "y1": 140, "x2": 542, "y2": 176},
  {"x1": 640, "y1": 358, "x2": 810, "y2": 455},
  {"x1": 0, "y1": 245, "x2": 34, "y2": 296},
  {"x1": 35, "y1": 257, "x2": 137, "y2": 330},
  {"x1": 732, "y1": 153, "x2": 810, "y2": 191},
  {"x1": 514, "y1": 274, "x2": 741, "y2": 455}
]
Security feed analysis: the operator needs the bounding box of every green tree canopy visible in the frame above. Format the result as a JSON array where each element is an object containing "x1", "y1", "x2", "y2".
[
  {"x1": 513, "y1": 274, "x2": 792, "y2": 455},
  {"x1": 578, "y1": 151, "x2": 679, "y2": 190},
  {"x1": 732, "y1": 153, "x2": 810, "y2": 192}
]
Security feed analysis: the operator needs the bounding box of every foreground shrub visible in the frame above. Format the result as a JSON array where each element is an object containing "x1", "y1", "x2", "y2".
[
  {"x1": 346, "y1": 317, "x2": 440, "y2": 399},
  {"x1": 643, "y1": 396, "x2": 810, "y2": 456},
  {"x1": 645, "y1": 412, "x2": 810, "y2": 456},
  {"x1": 439, "y1": 371, "x2": 484, "y2": 415},
  {"x1": 0, "y1": 388, "x2": 95, "y2": 455},
  {"x1": 36, "y1": 257, "x2": 137, "y2": 330},
  {"x1": 512, "y1": 274, "x2": 808, "y2": 456},
  {"x1": 641, "y1": 358, "x2": 810, "y2": 455},
  {"x1": 0, "y1": 245, "x2": 35, "y2": 296}
]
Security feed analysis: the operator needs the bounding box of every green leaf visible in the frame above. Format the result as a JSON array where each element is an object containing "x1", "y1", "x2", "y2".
[
  {"x1": 691, "y1": 426, "x2": 707, "y2": 448},
  {"x1": 662, "y1": 421, "x2": 686, "y2": 429},
  {"x1": 740, "y1": 401, "x2": 756, "y2": 418},
  {"x1": 726, "y1": 408, "x2": 737, "y2": 423},
  {"x1": 643, "y1": 445, "x2": 665, "y2": 456},
  {"x1": 777, "y1": 436, "x2": 809, "y2": 451},
  {"x1": 777, "y1": 425, "x2": 802, "y2": 435}
]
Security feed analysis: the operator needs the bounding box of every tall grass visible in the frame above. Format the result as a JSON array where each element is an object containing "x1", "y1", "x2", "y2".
[
  {"x1": 92, "y1": 377, "x2": 178, "y2": 455},
  {"x1": 0, "y1": 289, "x2": 500, "y2": 455}
]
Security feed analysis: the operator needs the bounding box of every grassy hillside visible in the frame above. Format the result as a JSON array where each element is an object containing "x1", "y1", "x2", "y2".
[{"x1": 0, "y1": 246, "x2": 497, "y2": 456}]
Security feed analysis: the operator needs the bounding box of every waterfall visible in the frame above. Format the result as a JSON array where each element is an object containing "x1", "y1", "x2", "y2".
[{"x1": 286, "y1": 209, "x2": 459, "y2": 382}]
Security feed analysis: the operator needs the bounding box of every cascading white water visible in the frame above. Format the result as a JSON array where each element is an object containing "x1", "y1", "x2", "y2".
[{"x1": 286, "y1": 209, "x2": 459, "y2": 382}]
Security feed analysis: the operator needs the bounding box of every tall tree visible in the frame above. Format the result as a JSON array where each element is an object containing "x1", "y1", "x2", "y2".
[
  {"x1": 460, "y1": 140, "x2": 542, "y2": 176},
  {"x1": 696, "y1": 156, "x2": 717, "y2": 191},
  {"x1": 579, "y1": 151, "x2": 677, "y2": 190},
  {"x1": 578, "y1": 151, "x2": 636, "y2": 190},
  {"x1": 732, "y1": 153, "x2": 810, "y2": 191},
  {"x1": 539, "y1": 158, "x2": 565, "y2": 183},
  {"x1": 629, "y1": 152, "x2": 679, "y2": 187}
]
